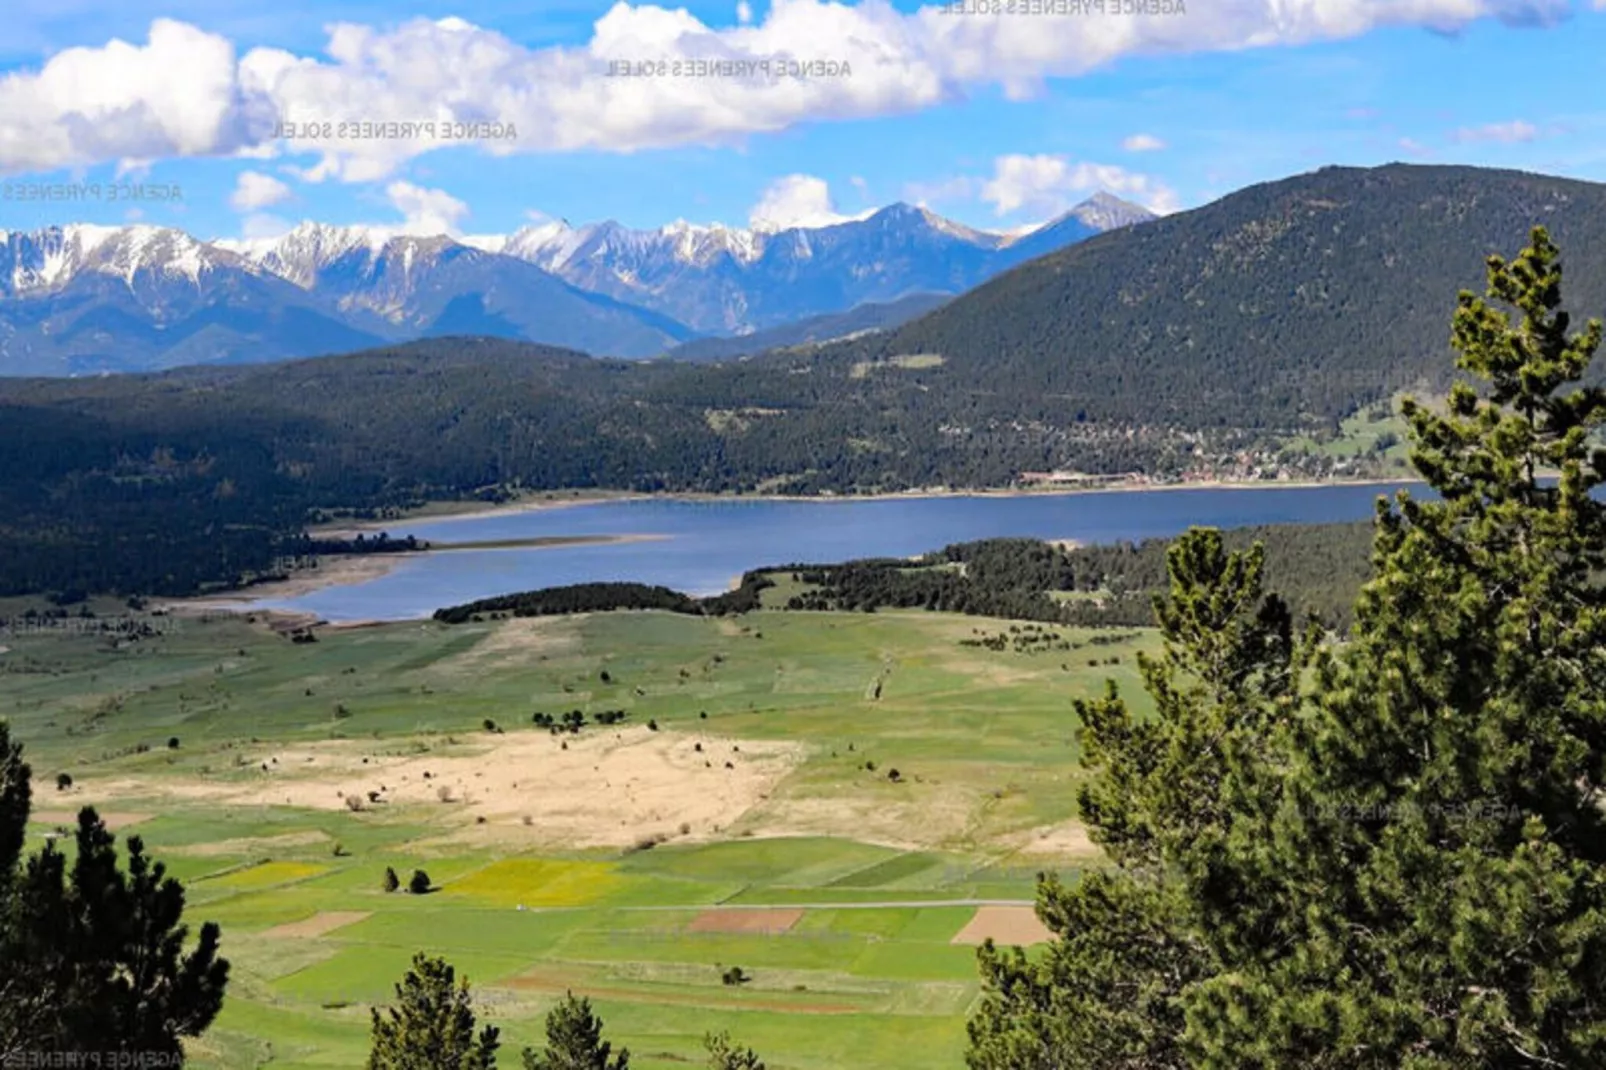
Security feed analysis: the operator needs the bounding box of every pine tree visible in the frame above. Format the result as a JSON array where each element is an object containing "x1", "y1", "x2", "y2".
[
  {"x1": 704, "y1": 1030, "x2": 766, "y2": 1070},
  {"x1": 0, "y1": 721, "x2": 229, "y2": 1063},
  {"x1": 967, "y1": 529, "x2": 1303, "y2": 1070},
  {"x1": 365, "y1": 953, "x2": 500, "y2": 1070},
  {"x1": 383, "y1": 867, "x2": 400, "y2": 893},
  {"x1": 1186, "y1": 227, "x2": 1606, "y2": 1067},
  {"x1": 967, "y1": 226, "x2": 1606, "y2": 1069},
  {"x1": 522, "y1": 992, "x2": 629, "y2": 1070}
]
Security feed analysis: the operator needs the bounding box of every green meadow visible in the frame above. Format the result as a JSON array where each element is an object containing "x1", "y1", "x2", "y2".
[{"x1": 1, "y1": 606, "x2": 1157, "y2": 1068}]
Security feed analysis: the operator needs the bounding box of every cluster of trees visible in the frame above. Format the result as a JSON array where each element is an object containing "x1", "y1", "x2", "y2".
[
  {"x1": 968, "y1": 227, "x2": 1606, "y2": 1068},
  {"x1": 433, "y1": 575, "x2": 774, "y2": 625},
  {"x1": 531, "y1": 709, "x2": 629, "y2": 733},
  {"x1": 774, "y1": 525, "x2": 1376, "y2": 630},
  {"x1": 365, "y1": 955, "x2": 766, "y2": 1070},
  {"x1": 0, "y1": 722, "x2": 230, "y2": 1061}
]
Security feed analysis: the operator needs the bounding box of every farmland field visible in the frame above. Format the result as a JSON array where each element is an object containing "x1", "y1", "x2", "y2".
[{"x1": 1, "y1": 606, "x2": 1156, "y2": 1068}]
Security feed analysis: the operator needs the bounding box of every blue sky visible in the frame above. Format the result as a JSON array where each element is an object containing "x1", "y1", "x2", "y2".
[{"x1": 0, "y1": 0, "x2": 1602, "y2": 239}]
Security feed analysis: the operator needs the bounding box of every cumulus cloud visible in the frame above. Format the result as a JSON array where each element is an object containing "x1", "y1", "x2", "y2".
[
  {"x1": 748, "y1": 174, "x2": 869, "y2": 230},
  {"x1": 385, "y1": 181, "x2": 470, "y2": 235},
  {"x1": 229, "y1": 170, "x2": 292, "y2": 211},
  {"x1": 1121, "y1": 133, "x2": 1166, "y2": 152},
  {"x1": 738, "y1": 1, "x2": 755, "y2": 23},
  {"x1": 1451, "y1": 119, "x2": 1539, "y2": 143},
  {"x1": 980, "y1": 153, "x2": 1179, "y2": 216},
  {"x1": 0, "y1": 1, "x2": 1575, "y2": 178},
  {"x1": 239, "y1": 212, "x2": 293, "y2": 240}
]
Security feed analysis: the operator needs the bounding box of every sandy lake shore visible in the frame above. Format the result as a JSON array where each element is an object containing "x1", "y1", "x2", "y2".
[{"x1": 158, "y1": 532, "x2": 668, "y2": 613}]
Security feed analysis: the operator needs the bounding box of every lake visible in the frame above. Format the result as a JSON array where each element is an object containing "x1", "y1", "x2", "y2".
[{"x1": 239, "y1": 483, "x2": 1428, "y2": 622}]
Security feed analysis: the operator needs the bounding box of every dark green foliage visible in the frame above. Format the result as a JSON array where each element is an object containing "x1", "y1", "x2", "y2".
[
  {"x1": 1187, "y1": 226, "x2": 1606, "y2": 1067},
  {"x1": 365, "y1": 953, "x2": 499, "y2": 1070},
  {"x1": 433, "y1": 575, "x2": 773, "y2": 624},
  {"x1": 407, "y1": 869, "x2": 431, "y2": 895},
  {"x1": 704, "y1": 1030, "x2": 766, "y2": 1070},
  {"x1": 54, "y1": 773, "x2": 71, "y2": 791},
  {"x1": 383, "y1": 867, "x2": 399, "y2": 893},
  {"x1": 521, "y1": 992, "x2": 629, "y2": 1070},
  {"x1": 782, "y1": 527, "x2": 1375, "y2": 629},
  {"x1": 720, "y1": 967, "x2": 750, "y2": 987},
  {"x1": 0, "y1": 721, "x2": 230, "y2": 1062},
  {"x1": 968, "y1": 227, "x2": 1606, "y2": 1068}
]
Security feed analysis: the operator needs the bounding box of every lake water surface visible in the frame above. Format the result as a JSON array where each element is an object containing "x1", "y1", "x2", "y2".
[{"x1": 243, "y1": 483, "x2": 1427, "y2": 622}]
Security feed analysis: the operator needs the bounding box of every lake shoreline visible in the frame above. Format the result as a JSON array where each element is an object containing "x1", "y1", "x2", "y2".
[
  {"x1": 314, "y1": 477, "x2": 1415, "y2": 535},
  {"x1": 159, "y1": 533, "x2": 669, "y2": 613}
]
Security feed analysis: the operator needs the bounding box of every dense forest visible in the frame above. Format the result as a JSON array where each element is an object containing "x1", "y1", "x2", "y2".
[
  {"x1": 3, "y1": 165, "x2": 1602, "y2": 598},
  {"x1": 433, "y1": 574, "x2": 774, "y2": 624},
  {"x1": 428, "y1": 522, "x2": 1377, "y2": 631},
  {"x1": 777, "y1": 522, "x2": 1375, "y2": 629}
]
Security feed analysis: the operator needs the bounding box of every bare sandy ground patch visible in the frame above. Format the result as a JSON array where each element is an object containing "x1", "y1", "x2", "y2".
[
  {"x1": 742, "y1": 790, "x2": 976, "y2": 852},
  {"x1": 32, "y1": 809, "x2": 152, "y2": 831},
  {"x1": 1011, "y1": 821, "x2": 1102, "y2": 861},
  {"x1": 260, "y1": 911, "x2": 372, "y2": 939},
  {"x1": 951, "y1": 906, "x2": 1054, "y2": 946},
  {"x1": 686, "y1": 908, "x2": 804, "y2": 935},
  {"x1": 77, "y1": 727, "x2": 806, "y2": 851},
  {"x1": 167, "y1": 830, "x2": 332, "y2": 858}
]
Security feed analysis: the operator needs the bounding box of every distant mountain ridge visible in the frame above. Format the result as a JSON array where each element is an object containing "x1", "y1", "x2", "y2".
[
  {"x1": 0, "y1": 193, "x2": 1154, "y2": 375},
  {"x1": 472, "y1": 192, "x2": 1153, "y2": 333}
]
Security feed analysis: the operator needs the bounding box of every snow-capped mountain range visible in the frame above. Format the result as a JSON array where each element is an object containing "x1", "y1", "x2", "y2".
[{"x1": 0, "y1": 193, "x2": 1155, "y2": 375}]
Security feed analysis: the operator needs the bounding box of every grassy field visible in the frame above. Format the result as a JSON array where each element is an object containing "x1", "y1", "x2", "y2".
[{"x1": 1, "y1": 607, "x2": 1157, "y2": 1069}]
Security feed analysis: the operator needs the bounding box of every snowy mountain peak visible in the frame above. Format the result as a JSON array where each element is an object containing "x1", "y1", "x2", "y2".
[
  {"x1": 1, "y1": 224, "x2": 251, "y2": 296},
  {"x1": 1065, "y1": 192, "x2": 1157, "y2": 231}
]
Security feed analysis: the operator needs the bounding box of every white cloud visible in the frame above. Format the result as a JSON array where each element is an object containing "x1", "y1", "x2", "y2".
[
  {"x1": 1451, "y1": 119, "x2": 1539, "y2": 143},
  {"x1": 0, "y1": 2, "x2": 1574, "y2": 178},
  {"x1": 239, "y1": 212, "x2": 293, "y2": 240},
  {"x1": 1398, "y1": 136, "x2": 1432, "y2": 157},
  {"x1": 1121, "y1": 133, "x2": 1166, "y2": 152},
  {"x1": 229, "y1": 170, "x2": 292, "y2": 210},
  {"x1": 385, "y1": 181, "x2": 470, "y2": 235},
  {"x1": 748, "y1": 174, "x2": 865, "y2": 230},
  {"x1": 980, "y1": 153, "x2": 1179, "y2": 217},
  {"x1": 737, "y1": 1, "x2": 755, "y2": 23}
]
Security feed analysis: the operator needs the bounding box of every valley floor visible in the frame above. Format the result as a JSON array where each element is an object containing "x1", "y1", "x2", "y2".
[{"x1": 3, "y1": 607, "x2": 1152, "y2": 1068}]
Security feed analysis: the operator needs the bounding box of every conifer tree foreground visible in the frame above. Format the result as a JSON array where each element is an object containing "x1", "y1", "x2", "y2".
[
  {"x1": 522, "y1": 993, "x2": 630, "y2": 1070},
  {"x1": 967, "y1": 226, "x2": 1606, "y2": 1069},
  {"x1": 365, "y1": 953, "x2": 500, "y2": 1070},
  {"x1": 0, "y1": 720, "x2": 230, "y2": 1063}
]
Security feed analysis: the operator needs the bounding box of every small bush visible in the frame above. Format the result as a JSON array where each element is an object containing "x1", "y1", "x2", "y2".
[
  {"x1": 888, "y1": 769, "x2": 902, "y2": 783},
  {"x1": 437, "y1": 785, "x2": 454, "y2": 803},
  {"x1": 55, "y1": 773, "x2": 72, "y2": 791},
  {"x1": 167, "y1": 736, "x2": 180, "y2": 749},
  {"x1": 408, "y1": 869, "x2": 431, "y2": 894},
  {"x1": 647, "y1": 719, "x2": 659, "y2": 731},
  {"x1": 344, "y1": 794, "x2": 365, "y2": 812},
  {"x1": 383, "y1": 867, "x2": 399, "y2": 893}
]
